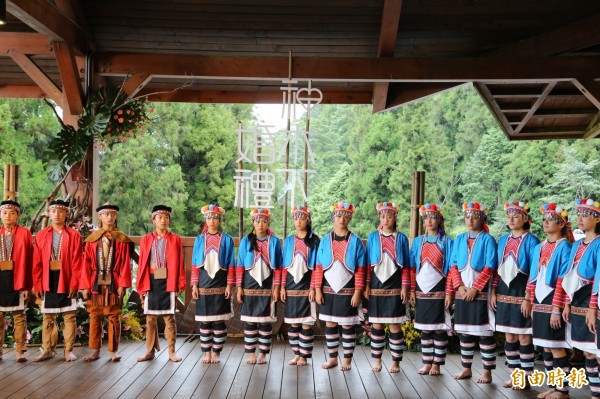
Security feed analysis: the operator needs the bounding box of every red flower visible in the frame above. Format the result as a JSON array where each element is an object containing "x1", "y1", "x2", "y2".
[
  {"x1": 118, "y1": 117, "x2": 124, "y2": 123},
  {"x1": 117, "y1": 109, "x2": 123, "y2": 115}
]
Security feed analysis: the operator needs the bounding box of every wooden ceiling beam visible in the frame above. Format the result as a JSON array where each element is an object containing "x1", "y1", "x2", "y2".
[
  {"x1": 8, "y1": 50, "x2": 62, "y2": 104},
  {"x1": 0, "y1": 85, "x2": 46, "y2": 98},
  {"x1": 513, "y1": 82, "x2": 556, "y2": 134},
  {"x1": 488, "y1": 13, "x2": 600, "y2": 57},
  {"x1": 372, "y1": 0, "x2": 403, "y2": 113},
  {"x1": 6, "y1": 0, "x2": 87, "y2": 55},
  {"x1": 572, "y1": 78, "x2": 600, "y2": 110},
  {"x1": 383, "y1": 82, "x2": 464, "y2": 111},
  {"x1": 139, "y1": 89, "x2": 372, "y2": 104},
  {"x1": 123, "y1": 72, "x2": 152, "y2": 99},
  {"x1": 94, "y1": 54, "x2": 600, "y2": 82},
  {"x1": 53, "y1": 42, "x2": 83, "y2": 115},
  {"x1": 473, "y1": 82, "x2": 514, "y2": 138},
  {"x1": 584, "y1": 112, "x2": 600, "y2": 140},
  {"x1": 0, "y1": 32, "x2": 53, "y2": 55}
]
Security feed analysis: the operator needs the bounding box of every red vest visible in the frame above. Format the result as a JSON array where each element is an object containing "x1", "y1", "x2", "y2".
[
  {"x1": 136, "y1": 231, "x2": 185, "y2": 295},
  {"x1": 1, "y1": 225, "x2": 33, "y2": 291}
]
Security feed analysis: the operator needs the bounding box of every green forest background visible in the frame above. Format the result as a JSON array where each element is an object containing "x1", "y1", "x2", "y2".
[{"x1": 2, "y1": 83, "x2": 600, "y2": 241}]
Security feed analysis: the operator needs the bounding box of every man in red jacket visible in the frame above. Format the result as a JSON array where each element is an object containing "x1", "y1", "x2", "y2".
[
  {"x1": 136, "y1": 205, "x2": 185, "y2": 362},
  {"x1": 81, "y1": 202, "x2": 132, "y2": 362},
  {"x1": 0, "y1": 200, "x2": 33, "y2": 362},
  {"x1": 32, "y1": 199, "x2": 82, "y2": 362}
]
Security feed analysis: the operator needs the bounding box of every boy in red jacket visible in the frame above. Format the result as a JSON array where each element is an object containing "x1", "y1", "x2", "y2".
[
  {"x1": 136, "y1": 205, "x2": 185, "y2": 362},
  {"x1": 32, "y1": 200, "x2": 82, "y2": 362}
]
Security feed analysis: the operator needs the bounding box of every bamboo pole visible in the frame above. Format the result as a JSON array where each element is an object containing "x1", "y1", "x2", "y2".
[
  {"x1": 3, "y1": 164, "x2": 19, "y2": 201},
  {"x1": 409, "y1": 171, "x2": 426, "y2": 240}
]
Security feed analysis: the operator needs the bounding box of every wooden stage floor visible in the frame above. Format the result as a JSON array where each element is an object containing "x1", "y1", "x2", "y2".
[{"x1": 0, "y1": 337, "x2": 591, "y2": 398}]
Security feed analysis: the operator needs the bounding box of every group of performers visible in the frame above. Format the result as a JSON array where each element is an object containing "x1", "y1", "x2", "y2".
[{"x1": 1, "y1": 195, "x2": 600, "y2": 399}]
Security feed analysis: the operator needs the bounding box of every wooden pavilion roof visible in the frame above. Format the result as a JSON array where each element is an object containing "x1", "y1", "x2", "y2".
[{"x1": 1, "y1": 0, "x2": 600, "y2": 140}]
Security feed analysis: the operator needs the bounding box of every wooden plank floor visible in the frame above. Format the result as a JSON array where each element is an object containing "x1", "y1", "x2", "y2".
[{"x1": 0, "y1": 338, "x2": 592, "y2": 398}]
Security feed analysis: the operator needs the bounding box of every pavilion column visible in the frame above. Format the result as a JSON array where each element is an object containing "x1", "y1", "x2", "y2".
[
  {"x1": 409, "y1": 171, "x2": 426, "y2": 241},
  {"x1": 3, "y1": 164, "x2": 19, "y2": 201}
]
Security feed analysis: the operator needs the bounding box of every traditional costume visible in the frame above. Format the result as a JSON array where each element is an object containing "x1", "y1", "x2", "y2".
[
  {"x1": 527, "y1": 203, "x2": 572, "y2": 396},
  {"x1": 282, "y1": 205, "x2": 319, "y2": 360},
  {"x1": 365, "y1": 202, "x2": 409, "y2": 363},
  {"x1": 136, "y1": 205, "x2": 185, "y2": 359},
  {"x1": 557, "y1": 198, "x2": 600, "y2": 397},
  {"x1": 448, "y1": 202, "x2": 497, "y2": 372},
  {"x1": 191, "y1": 204, "x2": 235, "y2": 355},
  {"x1": 0, "y1": 200, "x2": 33, "y2": 359},
  {"x1": 409, "y1": 203, "x2": 453, "y2": 367},
  {"x1": 236, "y1": 208, "x2": 283, "y2": 355},
  {"x1": 81, "y1": 203, "x2": 132, "y2": 356},
  {"x1": 494, "y1": 201, "x2": 539, "y2": 377},
  {"x1": 32, "y1": 200, "x2": 82, "y2": 358},
  {"x1": 312, "y1": 202, "x2": 366, "y2": 361}
]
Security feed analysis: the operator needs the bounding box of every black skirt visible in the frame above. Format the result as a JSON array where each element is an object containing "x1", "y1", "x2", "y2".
[
  {"x1": 195, "y1": 268, "x2": 232, "y2": 321},
  {"x1": 43, "y1": 270, "x2": 76, "y2": 313},
  {"x1": 532, "y1": 289, "x2": 567, "y2": 348},
  {"x1": 0, "y1": 269, "x2": 21, "y2": 309},
  {"x1": 568, "y1": 284, "x2": 595, "y2": 352},
  {"x1": 495, "y1": 273, "x2": 532, "y2": 334},
  {"x1": 454, "y1": 280, "x2": 494, "y2": 336},
  {"x1": 283, "y1": 269, "x2": 315, "y2": 324},
  {"x1": 318, "y1": 275, "x2": 361, "y2": 325},
  {"x1": 240, "y1": 270, "x2": 276, "y2": 323},
  {"x1": 368, "y1": 267, "x2": 408, "y2": 324},
  {"x1": 145, "y1": 274, "x2": 174, "y2": 315},
  {"x1": 414, "y1": 279, "x2": 450, "y2": 330}
]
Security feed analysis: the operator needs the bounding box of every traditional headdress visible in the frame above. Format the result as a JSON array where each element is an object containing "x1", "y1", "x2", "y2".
[
  {"x1": 96, "y1": 202, "x2": 119, "y2": 215},
  {"x1": 48, "y1": 199, "x2": 70, "y2": 212},
  {"x1": 151, "y1": 205, "x2": 172, "y2": 219},
  {"x1": 575, "y1": 198, "x2": 600, "y2": 218},
  {"x1": 201, "y1": 204, "x2": 225, "y2": 219},
  {"x1": 250, "y1": 208, "x2": 272, "y2": 221},
  {"x1": 332, "y1": 201, "x2": 354, "y2": 217},
  {"x1": 291, "y1": 204, "x2": 311, "y2": 220},
  {"x1": 462, "y1": 201, "x2": 489, "y2": 232},
  {"x1": 0, "y1": 200, "x2": 21, "y2": 215},
  {"x1": 541, "y1": 203, "x2": 573, "y2": 242},
  {"x1": 504, "y1": 200, "x2": 532, "y2": 223},
  {"x1": 376, "y1": 201, "x2": 398, "y2": 215},
  {"x1": 419, "y1": 203, "x2": 443, "y2": 219}
]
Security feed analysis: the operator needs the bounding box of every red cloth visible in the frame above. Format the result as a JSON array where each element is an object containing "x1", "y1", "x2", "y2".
[
  {"x1": 0, "y1": 225, "x2": 33, "y2": 291},
  {"x1": 354, "y1": 265, "x2": 366, "y2": 290},
  {"x1": 136, "y1": 231, "x2": 185, "y2": 295},
  {"x1": 448, "y1": 265, "x2": 463, "y2": 290},
  {"x1": 552, "y1": 277, "x2": 568, "y2": 308},
  {"x1": 590, "y1": 293, "x2": 598, "y2": 309},
  {"x1": 227, "y1": 266, "x2": 236, "y2": 286},
  {"x1": 235, "y1": 265, "x2": 245, "y2": 287},
  {"x1": 80, "y1": 232, "x2": 132, "y2": 292},
  {"x1": 401, "y1": 267, "x2": 411, "y2": 289},
  {"x1": 311, "y1": 264, "x2": 323, "y2": 289},
  {"x1": 33, "y1": 226, "x2": 82, "y2": 293},
  {"x1": 472, "y1": 266, "x2": 493, "y2": 292}
]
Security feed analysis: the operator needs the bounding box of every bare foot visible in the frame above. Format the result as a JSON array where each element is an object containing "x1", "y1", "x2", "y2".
[
  {"x1": 390, "y1": 361, "x2": 400, "y2": 373},
  {"x1": 83, "y1": 350, "x2": 100, "y2": 362},
  {"x1": 537, "y1": 388, "x2": 556, "y2": 398},
  {"x1": 429, "y1": 364, "x2": 440, "y2": 375},
  {"x1": 64, "y1": 351, "x2": 77, "y2": 362},
  {"x1": 211, "y1": 352, "x2": 220, "y2": 364},
  {"x1": 513, "y1": 381, "x2": 530, "y2": 390},
  {"x1": 109, "y1": 351, "x2": 121, "y2": 362},
  {"x1": 502, "y1": 378, "x2": 513, "y2": 388},
  {"x1": 246, "y1": 353, "x2": 257, "y2": 364},
  {"x1": 16, "y1": 352, "x2": 27, "y2": 363},
  {"x1": 33, "y1": 350, "x2": 54, "y2": 362},
  {"x1": 476, "y1": 369, "x2": 492, "y2": 384},
  {"x1": 202, "y1": 352, "x2": 211, "y2": 364},
  {"x1": 546, "y1": 391, "x2": 569, "y2": 399},
  {"x1": 137, "y1": 352, "x2": 155, "y2": 362},
  {"x1": 372, "y1": 358, "x2": 382, "y2": 372},
  {"x1": 288, "y1": 355, "x2": 300, "y2": 365},
  {"x1": 297, "y1": 357, "x2": 307, "y2": 366},
  {"x1": 341, "y1": 358, "x2": 352, "y2": 371},
  {"x1": 169, "y1": 352, "x2": 182, "y2": 362},
  {"x1": 256, "y1": 353, "x2": 267, "y2": 364},
  {"x1": 453, "y1": 368, "x2": 472, "y2": 380},
  {"x1": 418, "y1": 364, "x2": 432, "y2": 375},
  {"x1": 321, "y1": 358, "x2": 338, "y2": 369}
]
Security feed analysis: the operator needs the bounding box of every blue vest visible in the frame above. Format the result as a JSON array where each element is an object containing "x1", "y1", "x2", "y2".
[
  {"x1": 365, "y1": 230, "x2": 410, "y2": 270},
  {"x1": 497, "y1": 232, "x2": 540, "y2": 275},
  {"x1": 409, "y1": 234, "x2": 453, "y2": 275},
  {"x1": 450, "y1": 231, "x2": 498, "y2": 272},
  {"x1": 316, "y1": 232, "x2": 365, "y2": 272},
  {"x1": 237, "y1": 234, "x2": 283, "y2": 270},
  {"x1": 529, "y1": 239, "x2": 572, "y2": 288},
  {"x1": 282, "y1": 234, "x2": 319, "y2": 270},
  {"x1": 191, "y1": 232, "x2": 235, "y2": 271}
]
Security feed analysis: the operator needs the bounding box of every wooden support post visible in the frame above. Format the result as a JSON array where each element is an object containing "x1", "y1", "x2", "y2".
[
  {"x1": 409, "y1": 171, "x2": 426, "y2": 240},
  {"x1": 3, "y1": 164, "x2": 19, "y2": 201}
]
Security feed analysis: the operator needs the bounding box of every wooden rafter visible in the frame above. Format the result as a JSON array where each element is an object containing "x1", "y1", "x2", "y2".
[
  {"x1": 372, "y1": 0, "x2": 402, "y2": 113},
  {"x1": 489, "y1": 13, "x2": 600, "y2": 57},
  {"x1": 473, "y1": 83, "x2": 514, "y2": 137},
  {"x1": 94, "y1": 54, "x2": 600, "y2": 82},
  {"x1": 123, "y1": 72, "x2": 152, "y2": 99},
  {"x1": 513, "y1": 82, "x2": 556, "y2": 135},
  {"x1": 0, "y1": 85, "x2": 46, "y2": 98},
  {"x1": 572, "y1": 78, "x2": 600, "y2": 110},
  {"x1": 6, "y1": 0, "x2": 87, "y2": 55},
  {"x1": 0, "y1": 32, "x2": 52, "y2": 55},
  {"x1": 384, "y1": 82, "x2": 464, "y2": 110},
  {"x1": 53, "y1": 41, "x2": 83, "y2": 115},
  {"x1": 584, "y1": 112, "x2": 600, "y2": 140},
  {"x1": 8, "y1": 50, "x2": 62, "y2": 104}
]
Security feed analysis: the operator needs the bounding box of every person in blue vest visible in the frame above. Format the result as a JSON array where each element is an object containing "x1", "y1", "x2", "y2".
[
  {"x1": 558, "y1": 198, "x2": 600, "y2": 398},
  {"x1": 313, "y1": 202, "x2": 366, "y2": 371},
  {"x1": 191, "y1": 204, "x2": 235, "y2": 364},
  {"x1": 236, "y1": 208, "x2": 283, "y2": 365},
  {"x1": 409, "y1": 203, "x2": 453, "y2": 376},
  {"x1": 448, "y1": 201, "x2": 497, "y2": 383},
  {"x1": 492, "y1": 201, "x2": 539, "y2": 389},
  {"x1": 280, "y1": 205, "x2": 319, "y2": 366},
  {"x1": 528, "y1": 203, "x2": 573, "y2": 399},
  {"x1": 364, "y1": 201, "x2": 410, "y2": 373}
]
